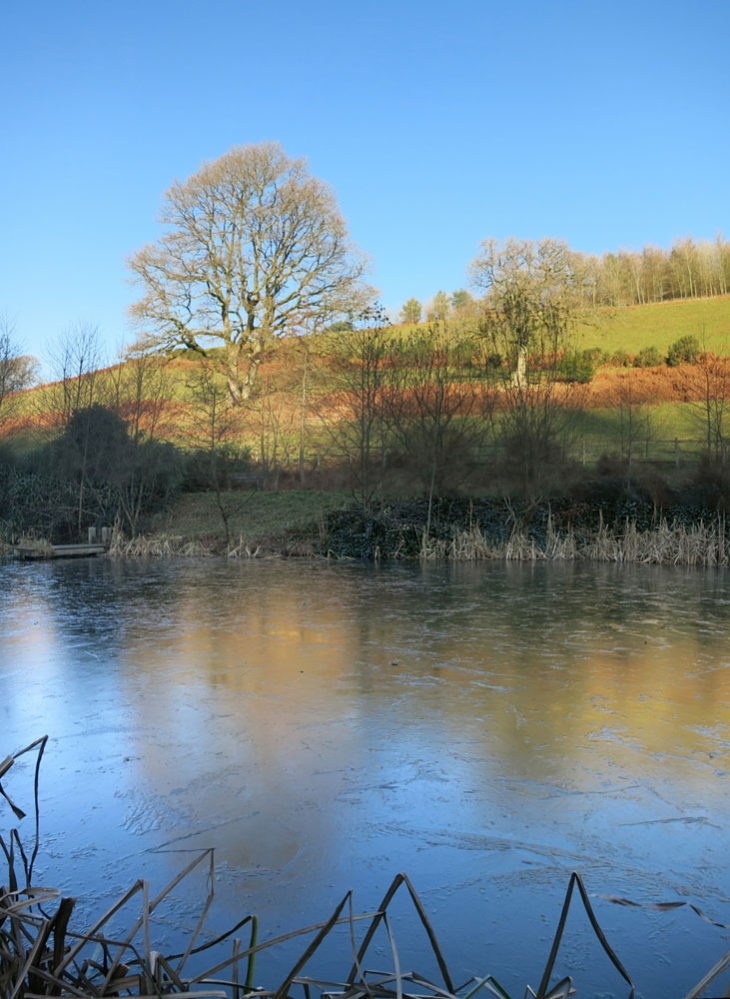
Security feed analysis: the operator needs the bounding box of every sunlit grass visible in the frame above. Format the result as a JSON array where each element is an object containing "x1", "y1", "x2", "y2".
[
  {"x1": 147, "y1": 490, "x2": 352, "y2": 544},
  {"x1": 576, "y1": 295, "x2": 730, "y2": 355}
]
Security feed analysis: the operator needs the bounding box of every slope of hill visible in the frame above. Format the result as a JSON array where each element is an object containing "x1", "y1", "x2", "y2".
[
  {"x1": 578, "y1": 294, "x2": 730, "y2": 355},
  {"x1": 3, "y1": 295, "x2": 730, "y2": 469}
]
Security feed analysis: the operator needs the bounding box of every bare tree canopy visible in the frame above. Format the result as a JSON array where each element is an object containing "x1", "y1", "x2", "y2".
[
  {"x1": 470, "y1": 237, "x2": 576, "y2": 304},
  {"x1": 469, "y1": 237, "x2": 581, "y2": 376},
  {"x1": 1, "y1": 312, "x2": 38, "y2": 419},
  {"x1": 469, "y1": 239, "x2": 585, "y2": 497},
  {"x1": 128, "y1": 142, "x2": 374, "y2": 404}
]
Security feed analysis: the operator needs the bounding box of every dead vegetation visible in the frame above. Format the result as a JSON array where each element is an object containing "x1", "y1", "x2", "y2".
[{"x1": 420, "y1": 516, "x2": 730, "y2": 567}]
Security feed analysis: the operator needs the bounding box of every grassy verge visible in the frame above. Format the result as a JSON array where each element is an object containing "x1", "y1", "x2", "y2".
[{"x1": 134, "y1": 489, "x2": 353, "y2": 555}]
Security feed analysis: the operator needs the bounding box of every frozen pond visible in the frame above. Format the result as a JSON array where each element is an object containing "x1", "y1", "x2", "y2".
[{"x1": 1, "y1": 557, "x2": 730, "y2": 997}]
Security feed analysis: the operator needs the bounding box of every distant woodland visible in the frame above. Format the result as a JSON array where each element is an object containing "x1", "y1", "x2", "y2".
[{"x1": 543, "y1": 235, "x2": 730, "y2": 307}]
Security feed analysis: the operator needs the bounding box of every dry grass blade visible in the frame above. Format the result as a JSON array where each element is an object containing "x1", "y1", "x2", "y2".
[
  {"x1": 9, "y1": 917, "x2": 53, "y2": 999},
  {"x1": 0, "y1": 737, "x2": 47, "y2": 882},
  {"x1": 1, "y1": 888, "x2": 60, "y2": 913},
  {"x1": 53, "y1": 878, "x2": 146, "y2": 978},
  {"x1": 343, "y1": 891, "x2": 371, "y2": 999},
  {"x1": 461, "y1": 972, "x2": 511, "y2": 999},
  {"x1": 166, "y1": 912, "x2": 258, "y2": 964},
  {"x1": 682, "y1": 948, "x2": 730, "y2": 999},
  {"x1": 231, "y1": 937, "x2": 240, "y2": 999},
  {"x1": 601, "y1": 891, "x2": 730, "y2": 930},
  {"x1": 347, "y1": 873, "x2": 454, "y2": 994},
  {"x1": 273, "y1": 889, "x2": 354, "y2": 999},
  {"x1": 88, "y1": 849, "x2": 217, "y2": 992},
  {"x1": 380, "y1": 913, "x2": 403, "y2": 999},
  {"x1": 601, "y1": 892, "x2": 730, "y2": 998},
  {"x1": 535, "y1": 872, "x2": 634, "y2": 999},
  {"x1": 537, "y1": 977, "x2": 576, "y2": 999},
  {"x1": 172, "y1": 849, "x2": 216, "y2": 978},
  {"x1": 179, "y1": 909, "x2": 379, "y2": 987}
]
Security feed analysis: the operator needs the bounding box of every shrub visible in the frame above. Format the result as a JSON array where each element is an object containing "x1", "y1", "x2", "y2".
[
  {"x1": 685, "y1": 453, "x2": 730, "y2": 511},
  {"x1": 667, "y1": 335, "x2": 700, "y2": 366},
  {"x1": 633, "y1": 346, "x2": 663, "y2": 368},
  {"x1": 607, "y1": 349, "x2": 631, "y2": 368},
  {"x1": 554, "y1": 349, "x2": 596, "y2": 383},
  {"x1": 582, "y1": 346, "x2": 604, "y2": 366}
]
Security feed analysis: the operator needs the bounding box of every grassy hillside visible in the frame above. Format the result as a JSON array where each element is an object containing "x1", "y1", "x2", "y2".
[
  {"x1": 577, "y1": 294, "x2": 730, "y2": 355},
  {"x1": 4, "y1": 295, "x2": 730, "y2": 473}
]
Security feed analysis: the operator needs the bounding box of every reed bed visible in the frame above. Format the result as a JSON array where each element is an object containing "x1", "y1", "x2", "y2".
[
  {"x1": 422, "y1": 516, "x2": 730, "y2": 567},
  {"x1": 3, "y1": 739, "x2": 730, "y2": 999},
  {"x1": 107, "y1": 533, "x2": 214, "y2": 558},
  {"x1": 107, "y1": 527, "x2": 275, "y2": 560}
]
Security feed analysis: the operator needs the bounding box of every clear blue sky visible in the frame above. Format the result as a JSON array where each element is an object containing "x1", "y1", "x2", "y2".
[{"x1": 2, "y1": 0, "x2": 729, "y2": 370}]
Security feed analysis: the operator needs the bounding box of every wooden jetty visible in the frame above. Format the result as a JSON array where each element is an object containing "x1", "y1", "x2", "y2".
[
  {"x1": 12, "y1": 543, "x2": 108, "y2": 560},
  {"x1": 11, "y1": 527, "x2": 111, "y2": 560}
]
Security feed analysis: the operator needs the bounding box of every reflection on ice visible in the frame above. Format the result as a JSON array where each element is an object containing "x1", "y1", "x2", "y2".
[{"x1": 2, "y1": 557, "x2": 730, "y2": 998}]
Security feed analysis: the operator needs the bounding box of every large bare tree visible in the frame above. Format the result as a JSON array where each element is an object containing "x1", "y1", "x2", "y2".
[{"x1": 128, "y1": 142, "x2": 373, "y2": 405}]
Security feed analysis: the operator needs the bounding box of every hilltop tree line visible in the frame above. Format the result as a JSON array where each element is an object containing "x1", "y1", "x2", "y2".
[{"x1": 401, "y1": 236, "x2": 730, "y2": 326}]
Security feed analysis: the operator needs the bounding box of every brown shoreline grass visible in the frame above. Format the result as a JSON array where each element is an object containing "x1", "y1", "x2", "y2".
[
  {"x1": 102, "y1": 516, "x2": 730, "y2": 568},
  {"x1": 420, "y1": 517, "x2": 730, "y2": 567}
]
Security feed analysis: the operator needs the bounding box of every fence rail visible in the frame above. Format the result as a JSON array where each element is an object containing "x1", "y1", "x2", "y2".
[
  {"x1": 569, "y1": 437, "x2": 705, "y2": 467},
  {"x1": 470, "y1": 437, "x2": 717, "y2": 469}
]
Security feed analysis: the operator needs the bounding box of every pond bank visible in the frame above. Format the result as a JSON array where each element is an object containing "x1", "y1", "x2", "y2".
[
  {"x1": 319, "y1": 496, "x2": 730, "y2": 565},
  {"x1": 96, "y1": 491, "x2": 730, "y2": 567}
]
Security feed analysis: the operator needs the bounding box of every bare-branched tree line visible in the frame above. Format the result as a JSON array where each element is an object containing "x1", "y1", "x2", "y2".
[
  {"x1": 402, "y1": 235, "x2": 730, "y2": 326},
  {"x1": 555, "y1": 234, "x2": 730, "y2": 307}
]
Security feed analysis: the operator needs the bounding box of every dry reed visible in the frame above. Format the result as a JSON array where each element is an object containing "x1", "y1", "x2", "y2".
[
  {"x1": 427, "y1": 516, "x2": 730, "y2": 568},
  {"x1": 107, "y1": 532, "x2": 214, "y2": 558},
  {"x1": 107, "y1": 528, "x2": 276, "y2": 560}
]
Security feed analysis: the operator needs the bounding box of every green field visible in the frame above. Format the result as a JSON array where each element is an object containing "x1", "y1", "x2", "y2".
[
  {"x1": 577, "y1": 295, "x2": 730, "y2": 355},
  {"x1": 148, "y1": 489, "x2": 351, "y2": 542}
]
